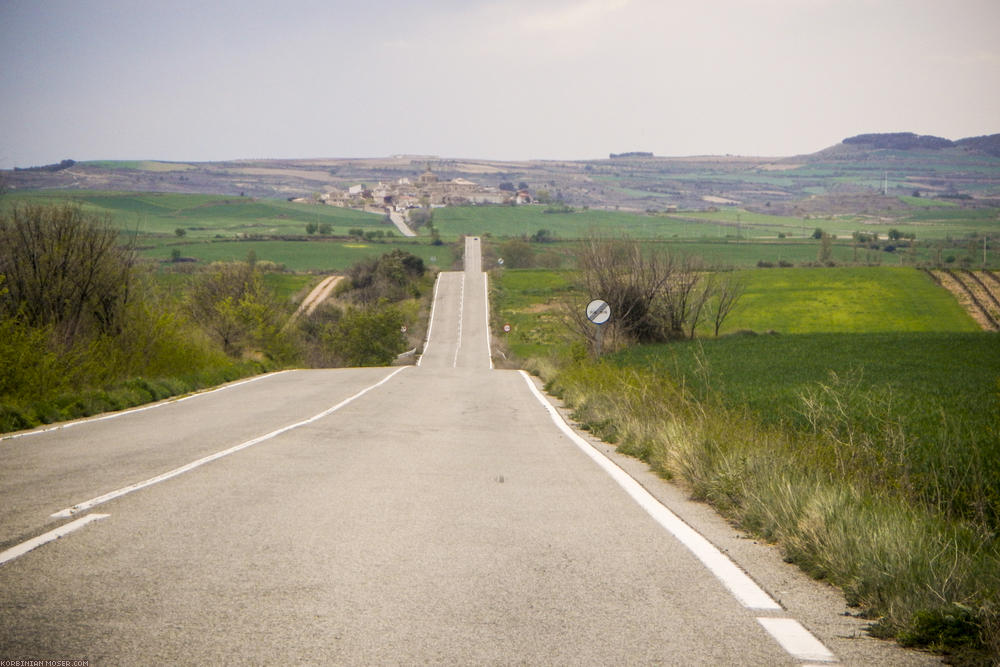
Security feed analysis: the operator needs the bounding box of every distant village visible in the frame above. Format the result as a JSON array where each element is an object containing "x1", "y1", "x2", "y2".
[{"x1": 292, "y1": 166, "x2": 532, "y2": 212}]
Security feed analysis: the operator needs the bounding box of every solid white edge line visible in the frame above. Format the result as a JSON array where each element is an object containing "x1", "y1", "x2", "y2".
[
  {"x1": 418, "y1": 273, "x2": 443, "y2": 367},
  {"x1": 484, "y1": 272, "x2": 493, "y2": 370},
  {"x1": 51, "y1": 367, "x2": 410, "y2": 518},
  {"x1": 518, "y1": 370, "x2": 782, "y2": 612},
  {"x1": 1, "y1": 371, "x2": 291, "y2": 442},
  {"x1": 757, "y1": 617, "x2": 838, "y2": 663},
  {"x1": 0, "y1": 513, "x2": 111, "y2": 566}
]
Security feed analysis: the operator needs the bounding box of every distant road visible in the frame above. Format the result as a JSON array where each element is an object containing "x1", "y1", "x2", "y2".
[
  {"x1": 0, "y1": 237, "x2": 938, "y2": 664},
  {"x1": 387, "y1": 208, "x2": 417, "y2": 237}
]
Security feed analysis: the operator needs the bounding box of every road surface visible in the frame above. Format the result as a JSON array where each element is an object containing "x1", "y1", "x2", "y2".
[{"x1": 0, "y1": 237, "x2": 938, "y2": 664}]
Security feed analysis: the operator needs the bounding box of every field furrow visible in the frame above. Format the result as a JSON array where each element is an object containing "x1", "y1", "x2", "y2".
[{"x1": 936, "y1": 269, "x2": 1000, "y2": 330}]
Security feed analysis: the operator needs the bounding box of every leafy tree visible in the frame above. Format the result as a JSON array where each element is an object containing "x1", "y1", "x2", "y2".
[
  {"x1": 175, "y1": 227, "x2": 187, "y2": 238},
  {"x1": 306, "y1": 222, "x2": 318, "y2": 235},
  {"x1": 318, "y1": 223, "x2": 332, "y2": 235},
  {"x1": 187, "y1": 262, "x2": 292, "y2": 360},
  {"x1": 327, "y1": 305, "x2": 406, "y2": 366},
  {"x1": 344, "y1": 249, "x2": 425, "y2": 304}
]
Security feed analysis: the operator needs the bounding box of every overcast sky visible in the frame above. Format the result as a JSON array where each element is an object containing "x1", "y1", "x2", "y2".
[{"x1": 1, "y1": 0, "x2": 998, "y2": 169}]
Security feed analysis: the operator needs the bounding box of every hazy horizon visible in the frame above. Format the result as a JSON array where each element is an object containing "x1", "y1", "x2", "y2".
[{"x1": 2, "y1": 0, "x2": 999, "y2": 170}]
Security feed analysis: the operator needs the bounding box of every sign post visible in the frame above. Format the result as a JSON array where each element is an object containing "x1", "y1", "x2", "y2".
[{"x1": 585, "y1": 299, "x2": 611, "y2": 356}]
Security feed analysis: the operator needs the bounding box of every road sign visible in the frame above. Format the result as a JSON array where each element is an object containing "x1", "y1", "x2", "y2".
[
  {"x1": 586, "y1": 299, "x2": 611, "y2": 325},
  {"x1": 503, "y1": 324, "x2": 511, "y2": 333}
]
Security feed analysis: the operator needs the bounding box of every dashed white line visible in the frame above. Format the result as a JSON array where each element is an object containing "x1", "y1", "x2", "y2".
[
  {"x1": 0, "y1": 514, "x2": 110, "y2": 566},
  {"x1": 51, "y1": 367, "x2": 410, "y2": 519},
  {"x1": 453, "y1": 272, "x2": 465, "y2": 368},
  {"x1": 758, "y1": 617, "x2": 838, "y2": 663}
]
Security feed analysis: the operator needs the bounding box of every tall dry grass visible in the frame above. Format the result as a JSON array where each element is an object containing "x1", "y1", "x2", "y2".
[{"x1": 539, "y1": 358, "x2": 999, "y2": 664}]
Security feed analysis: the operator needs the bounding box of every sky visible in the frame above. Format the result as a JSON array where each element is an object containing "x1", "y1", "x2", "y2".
[{"x1": 1, "y1": 0, "x2": 998, "y2": 169}]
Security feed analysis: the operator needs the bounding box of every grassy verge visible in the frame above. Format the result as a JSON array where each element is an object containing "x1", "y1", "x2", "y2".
[
  {"x1": 495, "y1": 267, "x2": 1000, "y2": 663},
  {"x1": 0, "y1": 360, "x2": 268, "y2": 434}
]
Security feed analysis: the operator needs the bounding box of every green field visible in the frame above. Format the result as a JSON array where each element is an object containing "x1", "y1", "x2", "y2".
[
  {"x1": 142, "y1": 239, "x2": 456, "y2": 272},
  {"x1": 618, "y1": 331, "x2": 1000, "y2": 435},
  {"x1": 433, "y1": 203, "x2": 1000, "y2": 244},
  {"x1": 494, "y1": 266, "x2": 979, "y2": 350},
  {"x1": 1, "y1": 190, "x2": 388, "y2": 239},
  {"x1": 720, "y1": 267, "x2": 980, "y2": 334},
  {"x1": 1, "y1": 191, "x2": 455, "y2": 272},
  {"x1": 5, "y1": 192, "x2": 996, "y2": 271}
]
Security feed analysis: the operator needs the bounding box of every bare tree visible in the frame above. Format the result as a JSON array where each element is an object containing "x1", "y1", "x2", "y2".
[
  {"x1": 566, "y1": 237, "x2": 745, "y2": 353},
  {"x1": 707, "y1": 273, "x2": 745, "y2": 336},
  {"x1": 0, "y1": 204, "x2": 135, "y2": 345}
]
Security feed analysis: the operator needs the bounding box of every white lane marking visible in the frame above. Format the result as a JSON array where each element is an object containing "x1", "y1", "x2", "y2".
[
  {"x1": 2, "y1": 371, "x2": 291, "y2": 442},
  {"x1": 484, "y1": 272, "x2": 494, "y2": 370},
  {"x1": 51, "y1": 367, "x2": 410, "y2": 518},
  {"x1": 453, "y1": 272, "x2": 465, "y2": 368},
  {"x1": 418, "y1": 273, "x2": 443, "y2": 367},
  {"x1": 757, "y1": 617, "x2": 838, "y2": 663},
  {"x1": 0, "y1": 513, "x2": 110, "y2": 566},
  {"x1": 519, "y1": 370, "x2": 781, "y2": 611}
]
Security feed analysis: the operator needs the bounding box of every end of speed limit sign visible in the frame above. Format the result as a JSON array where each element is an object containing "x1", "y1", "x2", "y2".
[{"x1": 586, "y1": 299, "x2": 611, "y2": 325}]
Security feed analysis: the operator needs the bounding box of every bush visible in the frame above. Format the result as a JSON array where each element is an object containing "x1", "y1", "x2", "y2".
[
  {"x1": 498, "y1": 239, "x2": 534, "y2": 268},
  {"x1": 186, "y1": 262, "x2": 296, "y2": 362},
  {"x1": 343, "y1": 249, "x2": 425, "y2": 304},
  {"x1": 327, "y1": 304, "x2": 406, "y2": 366}
]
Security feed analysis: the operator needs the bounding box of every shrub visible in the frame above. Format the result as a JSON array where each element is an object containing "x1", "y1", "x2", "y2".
[{"x1": 327, "y1": 304, "x2": 406, "y2": 367}]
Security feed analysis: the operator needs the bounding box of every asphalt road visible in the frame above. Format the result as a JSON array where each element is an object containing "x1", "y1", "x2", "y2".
[{"x1": 0, "y1": 237, "x2": 939, "y2": 665}]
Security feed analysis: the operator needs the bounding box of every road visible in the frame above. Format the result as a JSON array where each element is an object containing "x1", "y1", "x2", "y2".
[
  {"x1": 387, "y1": 209, "x2": 417, "y2": 237},
  {"x1": 0, "y1": 237, "x2": 938, "y2": 665}
]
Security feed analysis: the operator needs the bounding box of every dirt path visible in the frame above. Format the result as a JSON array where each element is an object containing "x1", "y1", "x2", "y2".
[{"x1": 290, "y1": 275, "x2": 343, "y2": 323}]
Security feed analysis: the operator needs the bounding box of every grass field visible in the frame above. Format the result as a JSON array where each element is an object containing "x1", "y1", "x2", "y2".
[
  {"x1": 1, "y1": 190, "x2": 387, "y2": 238},
  {"x1": 5, "y1": 192, "x2": 996, "y2": 271},
  {"x1": 618, "y1": 331, "x2": 999, "y2": 435},
  {"x1": 141, "y1": 239, "x2": 456, "y2": 272},
  {"x1": 433, "y1": 203, "x2": 1000, "y2": 244},
  {"x1": 493, "y1": 266, "x2": 980, "y2": 355},
  {"x1": 720, "y1": 267, "x2": 980, "y2": 334}
]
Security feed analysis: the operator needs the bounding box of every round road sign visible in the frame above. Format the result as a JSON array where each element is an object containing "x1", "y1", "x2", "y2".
[
  {"x1": 503, "y1": 324, "x2": 511, "y2": 333},
  {"x1": 586, "y1": 299, "x2": 611, "y2": 325}
]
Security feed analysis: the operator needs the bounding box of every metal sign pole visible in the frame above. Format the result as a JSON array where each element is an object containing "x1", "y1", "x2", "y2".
[{"x1": 585, "y1": 299, "x2": 611, "y2": 357}]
